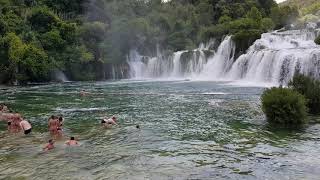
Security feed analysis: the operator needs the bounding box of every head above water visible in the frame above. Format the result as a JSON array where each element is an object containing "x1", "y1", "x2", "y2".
[
  {"x1": 112, "y1": 116, "x2": 116, "y2": 120},
  {"x1": 59, "y1": 117, "x2": 63, "y2": 121},
  {"x1": 48, "y1": 139, "x2": 54, "y2": 144},
  {"x1": 70, "y1": 137, "x2": 75, "y2": 140},
  {"x1": 136, "y1": 125, "x2": 140, "y2": 129}
]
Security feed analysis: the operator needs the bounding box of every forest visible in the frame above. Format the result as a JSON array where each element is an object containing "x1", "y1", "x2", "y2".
[{"x1": 0, "y1": 0, "x2": 301, "y2": 84}]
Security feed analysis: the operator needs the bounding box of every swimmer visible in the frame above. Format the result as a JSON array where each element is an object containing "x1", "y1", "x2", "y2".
[
  {"x1": 80, "y1": 90, "x2": 89, "y2": 96},
  {"x1": 101, "y1": 116, "x2": 117, "y2": 128},
  {"x1": 11, "y1": 116, "x2": 22, "y2": 133},
  {"x1": 19, "y1": 118, "x2": 32, "y2": 135},
  {"x1": 43, "y1": 139, "x2": 55, "y2": 151},
  {"x1": 58, "y1": 116, "x2": 64, "y2": 128},
  {"x1": 65, "y1": 137, "x2": 79, "y2": 146},
  {"x1": 0, "y1": 104, "x2": 9, "y2": 113},
  {"x1": 0, "y1": 112, "x2": 21, "y2": 121},
  {"x1": 48, "y1": 115, "x2": 59, "y2": 136},
  {"x1": 56, "y1": 116, "x2": 64, "y2": 137},
  {"x1": 7, "y1": 121, "x2": 15, "y2": 133},
  {"x1": 136, "y1": 125, "x2": 140, "y2": 129}
]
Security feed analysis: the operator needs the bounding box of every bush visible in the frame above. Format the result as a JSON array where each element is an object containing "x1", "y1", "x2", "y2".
[
  {"x1": 315, "y1": 35, "x2": 320, "y2": 45},
  {"x1": 288, "y1": 74, "x2": 320, "y2": 115},
  {"x1": 261, "y1": 87, "x2": 307, "y2": 125}
]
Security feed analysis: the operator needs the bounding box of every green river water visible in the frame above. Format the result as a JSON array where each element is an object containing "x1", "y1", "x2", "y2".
[{"x1": 0, "y1": 80, "x2": 319, "y2": 180}]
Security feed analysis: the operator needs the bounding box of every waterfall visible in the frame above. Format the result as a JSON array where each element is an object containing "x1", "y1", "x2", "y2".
[
  {"x1": 128, "y1": 27, "x2": 320, "y2": 85},
  {"x1": 196, "y1": 36, "x2": 235, "y2": 80},
  {"x1": 170, "y1": 51, "x2": 187, "y2": 77},
  {"x1": 53, "y1": 70, "x2": 68, "y2": 82},
  {"x1": 225, "y1": 29, "x2": 320, "y2": 85},
  {"x1": 127, "y1": 41, "x2": 214, "y2": 79}
]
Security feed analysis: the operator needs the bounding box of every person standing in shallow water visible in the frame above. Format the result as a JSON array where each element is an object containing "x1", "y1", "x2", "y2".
[
  {"x1": 11, "y1": 115, "x2": 22, "y2": 133},
  {"x1": 48, "y1": 115, "x2": 59, "y2": 136},
  {"x1": 7, "y1": 121, "x2": 15, "y2": 133},
  {"x1": 19, "y1": 118, "x2": 32, "y2": 135},
  {"x1": 56, "y1": 116, "x2": 64, "y2": 138}
]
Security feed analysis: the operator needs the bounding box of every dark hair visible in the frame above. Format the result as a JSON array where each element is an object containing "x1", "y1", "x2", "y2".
[
  {"x1": 59, "y1": 117, "x2": 63, "y2": 121},
  {"x1": 49, "y1": 139, "x2": 53, "y2": 143},
  {"x1": 70, "y1": 137, "x2": 75, "y2": 140},
  {"x1": 7, "y1": 121, "x2": 11, "y2": 126},
  {"x1": 50, "y1": 115, "x2": 55, "y2": 119},
  {"x1": 136, "y1": 125, "x2": 140, "y2": 129},
  {"x1": 101, "y1": 120, "x2": 106, "y2": 124}
]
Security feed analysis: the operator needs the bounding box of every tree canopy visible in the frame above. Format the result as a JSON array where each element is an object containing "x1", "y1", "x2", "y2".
[{"x1": 0, "y1": 0, "x2": 290, "y2": 84}]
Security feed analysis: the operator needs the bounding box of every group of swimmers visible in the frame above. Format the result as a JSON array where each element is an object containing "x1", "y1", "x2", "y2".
[
  {"x1": 0, "y1": 103, "x2": 120, "y2": 152},
  {"x1": 0, "y1": 104, "x2": 32, "y2": 135}
]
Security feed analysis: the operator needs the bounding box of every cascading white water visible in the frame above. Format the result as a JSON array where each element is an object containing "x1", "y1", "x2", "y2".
[
  {"x1": 127, "y1": 43, "x2": 214, "y2": 79},
  {"x1": 225, "y1": 29, "x2": 320, "y2": 85},
  {"x1": 195, "y1": 36, "x2": 235, "y2": 80},
  {"x1": 170, "y1": 51, "x2": 187, "y2": 77},
  {"x1": 128, "y1": 27, "x2": 320, "y2": 85}
]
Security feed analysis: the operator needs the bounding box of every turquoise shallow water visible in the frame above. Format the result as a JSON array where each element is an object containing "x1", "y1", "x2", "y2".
[{"x1": 0, "y1": 80, "x2": 320, "y2": 180}]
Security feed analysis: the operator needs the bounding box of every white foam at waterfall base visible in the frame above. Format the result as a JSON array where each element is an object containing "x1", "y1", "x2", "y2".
[{"x1": 128, "y1": 28, "x2": 320, "y2": 86}]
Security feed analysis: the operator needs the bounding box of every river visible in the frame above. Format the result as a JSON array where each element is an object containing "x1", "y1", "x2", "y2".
[{"x1": 0, "y1": 80, "x2": 319, "y2": 179}]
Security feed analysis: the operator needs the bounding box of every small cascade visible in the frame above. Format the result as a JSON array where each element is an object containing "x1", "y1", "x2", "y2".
[{"x1": 53, "y1": 70, "x2": 68, "y2": 82}]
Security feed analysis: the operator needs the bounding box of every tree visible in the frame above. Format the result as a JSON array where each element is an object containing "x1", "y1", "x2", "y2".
[
  {"x1": 246, "y1": 7, "x2": 262, "y2": 23},
  {"x1": 28, "y1": 8, "x2": 59, "y2": 33},
  {"x1": 271, "y1": 5, "x2": 299, "y2": 29}
]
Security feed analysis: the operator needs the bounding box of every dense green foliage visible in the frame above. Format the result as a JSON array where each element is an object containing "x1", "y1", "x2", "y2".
[
  {"x1": 261, "y1": 87, "x2": 308, "y2": 125},
  {"x1": 0, "y1": 0, "x2": 292, "y2": 84},
  {"x1": 315, "y1": 35, "x2": 320, "y2": 45},
  {"x1": 280, "y1": 0, "x2": 320, "y2": 24},
  {"x1": 288, "y1": 74, "x2": 320, "y2": 115}
]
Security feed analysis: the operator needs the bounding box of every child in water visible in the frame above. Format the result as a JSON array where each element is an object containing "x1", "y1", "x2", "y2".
[{"x1": 43, "y1": 139, "x2": 55, "y2": 151}]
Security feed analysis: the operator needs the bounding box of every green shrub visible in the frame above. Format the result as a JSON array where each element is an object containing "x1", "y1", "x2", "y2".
[
  {"x1": 315, "y1": 35, "x2": 320, "y2": 45},
  {"x1": 261, "y1": 87, "x2": 307, "y2": 125},
  {"x1": 288, "y1": 74, "x2": 320, "y2": 115}
]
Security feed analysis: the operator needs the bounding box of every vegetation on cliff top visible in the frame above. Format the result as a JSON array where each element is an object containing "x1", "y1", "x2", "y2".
[{"x1": 0, "y1": 0, "x2": 299, "y2": 84}]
